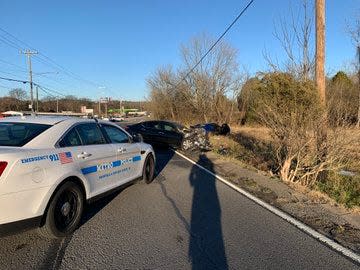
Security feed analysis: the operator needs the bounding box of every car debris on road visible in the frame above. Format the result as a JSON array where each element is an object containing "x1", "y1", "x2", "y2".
[
  {"x1": 182, "y1": 127, "x2": 211, "y2": 151},
  {"x1": 182, "y1": 123, "x2": 230, "y2": 151}
]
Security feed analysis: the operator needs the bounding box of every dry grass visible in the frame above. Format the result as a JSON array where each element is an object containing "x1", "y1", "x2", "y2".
[
  {"x1": 230, "y1": 125, "x2": 272, "y2": 142},
  {"x1": 210, "y1": 125, "x2": 276, "y2": 172},
  {"x1": 211, "y1": 124, "x2": 360, "y2": 208},
  {"x1": 341, "y1": 128, "x2": 360, "y2": 173}
]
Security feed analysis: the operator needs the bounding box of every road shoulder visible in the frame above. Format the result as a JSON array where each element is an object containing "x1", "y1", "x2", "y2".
[{"x1": 179, "y1": 149, "x2": 360, "y2": 255}]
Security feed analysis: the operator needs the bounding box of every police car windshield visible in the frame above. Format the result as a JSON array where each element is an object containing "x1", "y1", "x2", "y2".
[{"x1": 0, "y1": 122, "x2": 51, "y2": 147}]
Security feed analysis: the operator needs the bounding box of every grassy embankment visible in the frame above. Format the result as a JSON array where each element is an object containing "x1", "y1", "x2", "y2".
[{"x1": 210, "y1": 125, "x2": 360, "y2": 208}]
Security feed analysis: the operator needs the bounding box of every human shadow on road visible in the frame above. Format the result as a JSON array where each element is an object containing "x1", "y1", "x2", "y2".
[{"x1": 189, "y1": 154, "x2": 228, "y2": 270}]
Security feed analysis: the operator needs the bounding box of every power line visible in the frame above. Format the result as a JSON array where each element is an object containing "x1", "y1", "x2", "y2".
[
  {"x1": 176, "y1": 0, "x2": 255, "y2": 86},
  {"x1": 35, "y1": 53, "x2": 101, "y2": 87},
  {"x1": 0, "y1": 66, "x2": 74, "y2": 96},
  {"x1": 0, "y1": 59, "x2": 27, "y2": 72},
  {"x1": 0, "y1": 76, "x2": 67, "y2": 98},
  {"x1": 0, "y1": 76, "x2": 28, "y2": 84},
  {"x1": 0, "y1": 29, "x2": 123, "y2": 101},
  {"x1": 0, "y1": 35, "x2": 22, "y2": 50},
  {"x1": 0, "y1": 28, "x2": 30, "y2": 49},
  {"x1": 0, "y1": 83, "x2": 13, "y2": 90},
  {"x1": 38, "y1": 86, "x2": 59, "y2": 98},
  {"x1": 0, "y1": 70, "x2": 28, "y2": 78},
  {"x1": 0, "y1": 27, "x2": 104, "y2": 88},
  {"x1": 33, "y1": 73, "x2": 74, "y2": 88},
  {"x1": 37, "y1": 85, "x2": 67, "y2": 97}
]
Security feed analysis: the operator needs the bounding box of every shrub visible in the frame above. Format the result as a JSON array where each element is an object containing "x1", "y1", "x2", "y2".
[{"x1": 252, "y1": 72, "x2": 352, "y2": 186}]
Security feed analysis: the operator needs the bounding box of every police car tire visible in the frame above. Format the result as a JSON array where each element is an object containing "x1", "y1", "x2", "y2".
[
  {"x1": 143, "y1": 154, "x2": 155, "y2": 184},
  {"x1": 39, "y1": 181, "x2": 84, "y2": 238}
]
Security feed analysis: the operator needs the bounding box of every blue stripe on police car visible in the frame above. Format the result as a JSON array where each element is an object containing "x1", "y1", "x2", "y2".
[{"x1": 81, "y1": 155, "x2": 141, "y2": 175}]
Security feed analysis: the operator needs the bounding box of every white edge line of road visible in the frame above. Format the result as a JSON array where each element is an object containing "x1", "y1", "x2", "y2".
[{"x1": 174, "y1": 150, "x2": 360, "y2": 264}]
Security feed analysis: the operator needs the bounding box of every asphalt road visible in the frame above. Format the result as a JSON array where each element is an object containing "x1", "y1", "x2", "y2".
[{"x1": 0, "y1": 149, "x2": 358, "y2": 269}]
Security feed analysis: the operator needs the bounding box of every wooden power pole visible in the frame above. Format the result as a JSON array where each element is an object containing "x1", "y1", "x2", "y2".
[
  {"x1": 357, "y1": 46, "x2": 360, "y2": 127},
  {"x1": 315, "y1": 0, "x2": 326, "y2": 107},
  {"x1": 21, "y1": 49, "x2": 38, "y2": 113},
  {"x1": 35, "y1": 85, "x2": 39, "y2": 113},
  {"x1": 315, "y1": 0, "x2": 327, "y2": 165}
]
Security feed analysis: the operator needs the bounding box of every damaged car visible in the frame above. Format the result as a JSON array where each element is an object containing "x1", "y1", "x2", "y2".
[
  {"x1": 125, "y1": 120, "x2": 210, "y2": 150},
  {"x1": 191, "y1": 122, "x2": 231, "y2": 136},
  {"x1": 125, "y1": 120, "x2": 229, "y2": 151},
  {"x1": 125, "y1": 120, "x2": 185, "y2": 149}
]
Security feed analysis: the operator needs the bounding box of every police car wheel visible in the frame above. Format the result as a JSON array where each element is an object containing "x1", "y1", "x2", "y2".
[
  {"x1": 143, "y1": 154, "x2": 155, "y2": 184},
  {"x1": 39, "y1": 181, "x2": 84, "y2": 238}
]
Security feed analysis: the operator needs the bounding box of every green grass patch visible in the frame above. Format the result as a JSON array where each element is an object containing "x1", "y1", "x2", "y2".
[{"x1": 317, "y1": 173, "x2": 360, "y2": 208}]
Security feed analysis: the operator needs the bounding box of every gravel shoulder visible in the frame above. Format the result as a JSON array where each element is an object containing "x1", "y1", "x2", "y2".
[{"x1": 181, "y1": 149, "x2": 360, "y2": 254}]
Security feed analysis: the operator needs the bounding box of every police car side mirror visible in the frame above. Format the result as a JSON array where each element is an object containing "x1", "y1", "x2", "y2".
[{"x1": 132, "y1": 133, "x2": 143, "y2": 143}]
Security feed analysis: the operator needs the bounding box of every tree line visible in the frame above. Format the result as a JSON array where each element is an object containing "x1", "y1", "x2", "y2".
[
  {"x1": 0, "y1": 88, "x2": 148, "y2": 114},
  {"x1": 147, "y1": 3, "x2": 360, "y2": 188}
]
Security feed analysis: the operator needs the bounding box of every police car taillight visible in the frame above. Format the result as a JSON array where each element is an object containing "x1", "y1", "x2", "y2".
[{"x1": 0, "y1": 162, "x2": 8, "y2": 177}]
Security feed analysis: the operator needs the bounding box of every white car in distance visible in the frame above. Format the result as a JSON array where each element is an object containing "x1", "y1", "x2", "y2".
[{"x1": 0, "y1": 116, "x2": 155, "y2": 238}]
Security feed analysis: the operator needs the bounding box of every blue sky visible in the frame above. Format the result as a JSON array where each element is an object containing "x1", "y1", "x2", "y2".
[{"x1": 0, "y1": 0, "x2": 358, "y2": 100}]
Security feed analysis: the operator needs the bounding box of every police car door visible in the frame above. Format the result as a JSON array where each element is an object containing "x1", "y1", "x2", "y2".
[
  {"x1": 100, "y1": 124, "x2": 142, "y2": 185},
  {"x1": 74, "y1": 123, "x2": 118, "y2": 197}
]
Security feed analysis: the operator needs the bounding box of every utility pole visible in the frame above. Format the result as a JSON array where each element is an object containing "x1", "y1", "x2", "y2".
[
  {"x1": 315, "y1": 0, "x2": 326, "y2": 107},
  {"x1": 98, "y1": 99, "x2": 101, "y2": 117},
  {"x1": 315, "y1": 0, "x2": 327, "y2": 164},
  {"x1": 98, "y1": 86, "x2": 106, "y2": 118},
  {"x1": 35, "y1": 85, "x2": 39, "y2": 113},
  {"x1": 356, "y1": 46, "x2": 360, "y2": 127},
  {"x1": 56, "y1": 99, "x2": 59, "y2": 113},
  {"x1": 21, "y1": 49, "x2": 38, "y2": 113}
]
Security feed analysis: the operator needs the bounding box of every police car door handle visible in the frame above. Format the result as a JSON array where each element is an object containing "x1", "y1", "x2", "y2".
[
  {"x1": 117, "y1": 147, "x2": 127, "y2": 153},
  {"x1": 77, "y1": 152, "x2": 92, "y2": 159}
]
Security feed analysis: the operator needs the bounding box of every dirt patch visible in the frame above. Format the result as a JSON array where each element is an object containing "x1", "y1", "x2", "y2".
[{"x1": 181, "y1": 149, "x2": 360, "y2": 254}]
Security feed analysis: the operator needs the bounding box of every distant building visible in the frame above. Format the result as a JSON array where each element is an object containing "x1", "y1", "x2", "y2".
[{"x1": 80, "y1": 106, "x2": 94, "y2": 115}]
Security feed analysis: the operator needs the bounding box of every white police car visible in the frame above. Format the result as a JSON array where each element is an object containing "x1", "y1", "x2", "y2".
[{"x1": 0, "y1": 116, "x2": 155, "y2": 238}]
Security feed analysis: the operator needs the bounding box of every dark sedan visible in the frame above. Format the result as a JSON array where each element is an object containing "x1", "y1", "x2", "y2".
[{"x1": 125, "y1": 120, "x2": 185, "y2": 148}]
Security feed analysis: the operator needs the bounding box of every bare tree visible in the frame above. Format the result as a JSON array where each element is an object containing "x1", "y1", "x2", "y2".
[
  {"x1": 148, "y1": 34, "x2": 242, "y2": 124},
  {"x1": 264, "y1": 0, "x2": 314, "y2": 80},
  {"x1": 8, "y1": 88, "x2": 28, "y2": 101},
  {"x1": 180, "y1": 34, "x2": 241, "y2": 122},
  {"x1": 348, "y1": 15, "x2": 360, "y2": 126},
  {"x1": 8, "y1": 88, "x2": 28, "y2": 111},
  {"x1": 147, "y1": 66, "x2": 178, "y2": 120}
]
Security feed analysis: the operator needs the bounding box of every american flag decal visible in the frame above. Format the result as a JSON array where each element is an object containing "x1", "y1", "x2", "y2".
[{"x1": 59, "y1": 152, "x2": 73, "y2": 164}]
